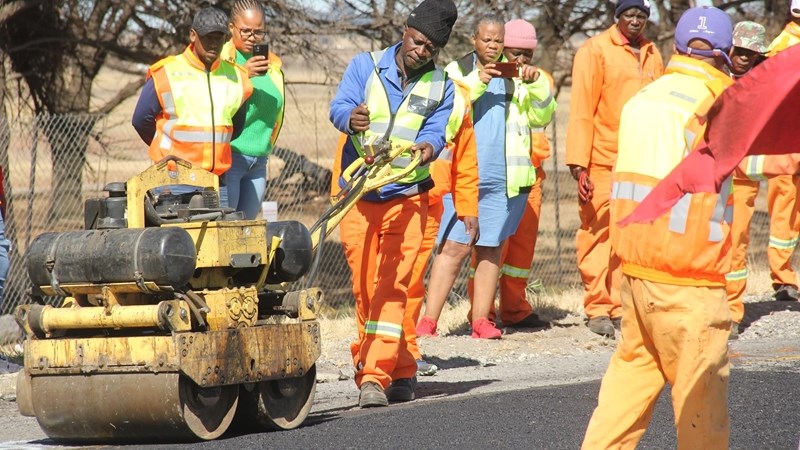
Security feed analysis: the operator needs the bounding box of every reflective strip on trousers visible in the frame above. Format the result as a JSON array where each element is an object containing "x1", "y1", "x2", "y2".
[
  {"x1": 769, "y1": 235, "x2": 799, "y2": 249},
  {"x1": 364, "y1": 320, "x2": 403, "y2": 338},
  {"x1": 501, "y1": 264, "x2": 531, "y2": 279},
  {"x1": 725, "y1": 267, "x2": 748, "y2": 281}
]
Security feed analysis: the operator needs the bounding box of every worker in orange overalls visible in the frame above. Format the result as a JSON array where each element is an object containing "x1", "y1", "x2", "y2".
[
  {"x1": 565, "y1": 0, "x2": 663, "y2": 337},
  {"x1": 404, "y1": 79, "x2": 479, "y2": 376},
  {"x1": 328, "y1": 0, "x2": 458, "y2": 408},
  {"x1": 762, "y1": 8, "x2": 800, "y2": 302},
  {"x1": 724, "y1": 21, "x2": 768, "y2": 339},
  {"x1": 466, "y1": 20, "x2": 554, "y2": 330},
  {"x1": 583, "y1": 7, "x2": 735, "y2": 447}
]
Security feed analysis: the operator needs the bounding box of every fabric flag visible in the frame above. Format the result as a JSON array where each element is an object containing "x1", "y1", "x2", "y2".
[{"x1": 619, "y1": 44, "x2": 800, "y2": 226}]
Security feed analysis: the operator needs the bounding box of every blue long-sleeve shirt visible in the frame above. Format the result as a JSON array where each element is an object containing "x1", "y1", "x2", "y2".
[
  {"x1": 132, "y1": 77, "x2": 246, "y2": 146},
  {"x1": 329, "y1": 42, "x2": 454, "y2": 201}
]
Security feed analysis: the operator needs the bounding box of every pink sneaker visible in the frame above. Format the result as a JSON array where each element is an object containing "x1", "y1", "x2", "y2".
[
  {"x1": 471, "y1": 318, "x2": 502, "y2": 339},
  {"x1": 416, "y1": 317, "x2": 438, "y2": 337}
]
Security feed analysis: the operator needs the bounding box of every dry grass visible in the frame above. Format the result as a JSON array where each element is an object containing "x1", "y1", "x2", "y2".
[{"x1": 316, "y1": 264, "x2": 778, "y2": 346}]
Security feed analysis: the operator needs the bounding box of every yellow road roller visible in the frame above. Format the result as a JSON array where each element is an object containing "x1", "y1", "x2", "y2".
[{"x1": 15, "y1": 143, "x2": 417, "y2": 442}]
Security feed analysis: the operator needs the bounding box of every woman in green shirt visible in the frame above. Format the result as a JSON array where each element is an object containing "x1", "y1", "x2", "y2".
[{"x1": 221, "y1": 0, "x2": 285, "y2": 219}]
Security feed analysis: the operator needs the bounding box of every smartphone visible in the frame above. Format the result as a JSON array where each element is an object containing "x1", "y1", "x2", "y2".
[
  {"x1": 493, "y1": 62, "x2": 520, "y2": 78},
  {"x1": 252, "y1": 42, "x2": 269, "y2": 57}
]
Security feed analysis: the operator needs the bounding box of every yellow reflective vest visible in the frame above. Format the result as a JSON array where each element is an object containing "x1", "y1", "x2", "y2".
[
  {"x1": 445, "y1": 53, "x2": 556, "y2": 197},
  {"x1": 148, "y1": 45, "x2": 252, "y2": 175},
  {"x1": 611, "y1": 55, "x2": 734, "y2": 286},
  {"x1": 351, "y1": 49, "x2": 447, "y2": 186}
]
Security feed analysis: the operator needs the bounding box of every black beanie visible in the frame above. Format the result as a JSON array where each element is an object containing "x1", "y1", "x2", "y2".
[
  {"x1": 615, "y1": 0, "x2": 651, "y2": 18},
  {"x1": 406, "y1": 0, "x2": 458, "y2": 47}
]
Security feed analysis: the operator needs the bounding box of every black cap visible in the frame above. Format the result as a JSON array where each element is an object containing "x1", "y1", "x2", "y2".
[
  {"x1": 192, "y1": 6, "x2": 228, "y2": 36},
  {"x1": 406, "y1": 0, "x2": 458, "y2": 47}
]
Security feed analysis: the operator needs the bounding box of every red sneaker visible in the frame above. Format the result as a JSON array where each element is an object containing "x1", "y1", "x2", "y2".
[
  {"x1": 416, "y1": 316, "x2": 438, "y2": 337},
  {"x1": 471, "y1": 318, "x2": 502, "y2": 339}
]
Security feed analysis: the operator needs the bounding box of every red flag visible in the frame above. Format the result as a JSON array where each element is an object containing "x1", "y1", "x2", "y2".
[{"x1": 619, "y1": 44, "x2": 800, "y2": 226}]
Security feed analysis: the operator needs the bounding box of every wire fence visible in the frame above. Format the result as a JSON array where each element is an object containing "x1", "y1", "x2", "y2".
[{"x1": 0, "y1": 111, "x2": 783, "y2": 316}]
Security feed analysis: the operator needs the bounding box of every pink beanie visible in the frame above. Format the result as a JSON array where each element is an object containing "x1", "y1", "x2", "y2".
[{"x1": 504, "y1": 19, "x2": 538, "y2": 50}]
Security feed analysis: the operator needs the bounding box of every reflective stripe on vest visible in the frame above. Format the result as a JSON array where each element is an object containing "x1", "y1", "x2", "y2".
[
  {"x1": 364, "y1": 320, "x2": 402, "y2": 338},
  {"x1": 725, "y1": 267, "x2": 748, "y2": 281},
  {"x1": 149, "y1": 53, "x2": 244, "y2": 175},
  {"x1": 351, "y1": 49, "x2": 445, "y2": 185},
  {"x1": 503, "y1": 81, "x2": 537, "y2": 197},
  {"x1": 612, "y1": 177, "x2": 732, "y2": 242}
]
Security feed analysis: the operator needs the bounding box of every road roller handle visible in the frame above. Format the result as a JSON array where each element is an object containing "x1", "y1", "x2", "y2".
[{"x1": 308, "y1": 141, "x2": 422, "y2": 250}]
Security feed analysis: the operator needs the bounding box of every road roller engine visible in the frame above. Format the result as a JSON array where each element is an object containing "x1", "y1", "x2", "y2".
[{"x1": 14, "y1": 142, "x2": 418, "y2": 443}]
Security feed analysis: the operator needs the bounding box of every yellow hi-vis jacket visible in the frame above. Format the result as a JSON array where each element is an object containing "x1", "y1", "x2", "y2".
[
  {"x1": 148, "y1": 45, "x2": 252, "y2": 175},
  {"x1": 351, "y1": 49, "x2": 446, "y2": 187},
  {"x1": 445, "y1": 53, "x2": 556, "y2": 197},
  {"x1": 610, "y1": 55, "x2": 734, "y2": 286},
  {"x1": 768, "y1": 22, "x2": 800, "y2": 57},
  {"x1": 531, "y1": 70, "x2": 556, "y2": 170}
]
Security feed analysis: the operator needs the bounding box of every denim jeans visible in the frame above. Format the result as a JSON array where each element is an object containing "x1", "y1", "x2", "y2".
[
  {"x1": 219, "y1": 153, "x2": 268, "y2": 220},
  {"x1": 0, "y1": 211, "x2": 10, "y2": 305}
]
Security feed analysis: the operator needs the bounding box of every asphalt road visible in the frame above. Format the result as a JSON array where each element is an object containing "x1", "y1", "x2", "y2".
[{"x1": 88, "y1": 366, "x2": 797, "y2": 450}]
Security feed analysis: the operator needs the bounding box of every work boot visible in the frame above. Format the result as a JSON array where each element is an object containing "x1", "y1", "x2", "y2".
[
  {"x1": 587, "y1": 316, "x2": 615, "y2": 338},
  {"x1": 358, "y1": 381, "x2": 388, "y2": 408},
  {"x1": 416, "y1": 317, "x2": 438, "y2": 337},
  {"x1": 471, "y1": 318, "x2": 502, "y2": 339},
  {"x1": 506, "y1": 313, "x2": 551, "y2": 330},
  {"x1": 774, "y1": 284, "x2": 799, "y2": 302},
  {"x1": 386, "y1": 377, "x2": 417, "y2": 402},
  {"x1": 729, "y1": 322, "x2": 740, "y2": 340},
  {"x1": 416, "y1": 359, "x2": 438, "y2": 377}
]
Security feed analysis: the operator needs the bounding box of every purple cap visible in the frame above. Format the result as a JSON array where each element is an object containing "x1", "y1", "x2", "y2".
[{"x1": 674, "y1": 6, "x2": 733, "y2": 66}]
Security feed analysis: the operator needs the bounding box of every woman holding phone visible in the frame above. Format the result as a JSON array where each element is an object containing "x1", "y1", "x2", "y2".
[
  {"x1": 417, "y1": 15, "x2": 556, "y2": 339},
  {"x1": 220, "y1": 0, "x2": 285, "y2": 219}
]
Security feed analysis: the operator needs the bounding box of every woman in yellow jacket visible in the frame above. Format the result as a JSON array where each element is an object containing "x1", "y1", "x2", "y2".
[{"x1": 417, "y1": 15, "x2": 555, "y2": 339}]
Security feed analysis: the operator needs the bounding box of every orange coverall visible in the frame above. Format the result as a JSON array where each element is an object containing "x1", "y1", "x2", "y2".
[
  {"x1": 565, "y1": 25, "x2": 663, "y2": 321},
  {"x1": 766, "y1": 175, "x2": 800, "y2": 289},
  {"x1": 725, "y1": 177, "x2": 759, "y2": 324},
  {"x1": 404, "y1": 84, "x2": 479, "y2": 360},
  {"x1": 585, "y1": 55, "x2": 733, "y2": 449},
  {"x1": 763, "y1": 28, "x2": 800, "y2": 292}
]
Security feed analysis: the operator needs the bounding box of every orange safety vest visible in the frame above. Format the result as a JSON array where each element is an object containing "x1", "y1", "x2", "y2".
[
  {"x1": 148, "y1": 45, "x2": 252, "y2": 175},
  {"x1": 610, "y1": 55, "x2": 734, "y2": 286}
]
